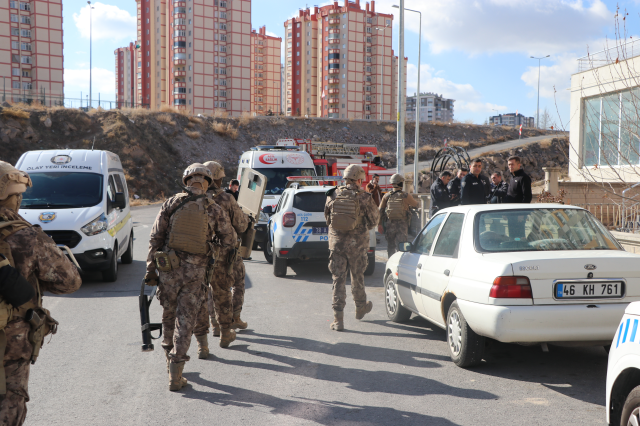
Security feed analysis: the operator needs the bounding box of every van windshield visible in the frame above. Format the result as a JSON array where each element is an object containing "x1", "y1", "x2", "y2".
[
  {"x1": 254, "y1": 168, "x2": 315, "y2": 195},
  {"x1": 21, "y1": 172, "x2": 104, "y2": 209}
]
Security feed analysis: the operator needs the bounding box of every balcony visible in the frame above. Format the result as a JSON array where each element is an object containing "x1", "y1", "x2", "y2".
[
  {"x1": 328, "y1": 78, "x2": 339, "y2": 84},
  {"x1": 173, "y1": 47, "x2": 186, "y2": 53},
  {"x1": 174, "y1": 70, "x2": 186, "y2": 77},
  {"x1": 329, "y1": 59, "x2": 339, "y2": 64},
  {"x1": 329, "y1": 8, "x2": 339, "y2": 14},
  {"x1": 174, "y1": 93, "x2": 186, "y2": 99},
  {"x1": 174, "y1": 82, "x2": 186, "y2": 88},
  {"x1": 173, "y1": 12, "x2": 186, "y2": 18},
  {"x1": 329, "y1": 18, "x2": 339, "y2": 24},
  {"x1": 329, "y1": 49, "x2": 339, "y2": 54},
  {"x1": 328, "y1": 98, "x2": 339, "y2": 104},
  {"x1": 328, "y1": 88, "x2": 339, "y2": 94},
  {"x1": 328, "y1": 68, "x2": 339, "y2": 74},
  {"x1": 328, "y1": 39, "x2": 340, "y2": 44},
  {"x1": 174, "y1": 36, "x2": 186, "y2": 42},
  {"x1": 329, "y1": 29, "x2": 340, "y2": 34},
  {"x1": 173, "y1": 0, "x2": 185, "y2": 5},
  {"x1": 329, "y1": 108, "x2": 339, "y2": 113},
  {"x1": 174, "y1": 59, "x2": 186, "y2": 65}
]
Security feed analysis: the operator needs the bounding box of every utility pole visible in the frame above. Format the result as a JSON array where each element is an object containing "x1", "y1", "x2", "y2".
[
  {"x1": 88, "y1": 1, "x2": 94, "y2": 109},
  {"x1": 530, "y1": 55, "x2": 549, "y2": 129},
  {"x1": 395, "y1": 0, "x2": 405, "y2": 175}
]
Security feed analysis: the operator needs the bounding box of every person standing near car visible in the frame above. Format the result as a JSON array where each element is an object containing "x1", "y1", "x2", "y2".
[
  {"x1": 365, "y1": 174, "x2": 382, "y2": 206},
  {"x1": 447, "y1": 168, "x2": 468, "y2": 206},
  {"x1": 380, "y1": 174, "x2": 419, "y2": 258},
  {"x1": 504, "y1": 156, "x2": 533, "y2": 204},
  {"x1": 0, "y1": 161, "x2": 82, "y2": 425},
  {"x1": 430, "y1": 171, "x2": 453, "y2": 216},
  {"x1": 325, "y1": 164, "x2": 379, "y2": 331},
  {"x1": 489, "y1": 172, "x2": 509, "y2": 204},
  {"x1": 460, "y1": 159, "x2": 491, "y2": 205}
]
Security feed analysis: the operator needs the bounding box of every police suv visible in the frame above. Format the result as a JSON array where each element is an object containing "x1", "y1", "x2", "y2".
[{"x1": 262, "y1": 177, "x2": 377, "y2": 277}]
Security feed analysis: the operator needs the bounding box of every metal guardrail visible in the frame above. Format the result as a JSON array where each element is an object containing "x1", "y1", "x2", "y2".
[
  {"x1": 577, "y1": 39, "x2": 640, "y2": 72},
  {"x1": 574, "y1": 203, "x2": 640, "y2": 232}
]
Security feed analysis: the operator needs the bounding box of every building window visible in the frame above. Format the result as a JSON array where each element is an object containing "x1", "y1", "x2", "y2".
[
  {"x1": 21, "y1": 56, "x2": 31, "y2": 64},
  {"x1": 10, "y1": 14, "x2": 18, "y2": 22},
  {"x1": 386, "y1": 19, "x2": 391, "y2": 25},
  {"x1": 11, "y1": 41, "x2": 19, "y2": 50},
  {"x1": 12, "y1": 82, "x2": 20, "y2": 89},
  {"x1": 19, "y1": 2, "x2": 29, "y2": 11},
  {"x1": 21, "y1": 43, "x2": 31, "y2": 51},
  {"x1": 12, "y1": 68, "x2": 19, "y2": 76},
  {"x1": 9, "y1": 1, "x2": 17, "y2": 8},
  {"x1": 11, "y1": 28, "x2": 19, "y2": 36},
  {"x1": 22, "y1": 82, "x2": 31, "y2": 90}
]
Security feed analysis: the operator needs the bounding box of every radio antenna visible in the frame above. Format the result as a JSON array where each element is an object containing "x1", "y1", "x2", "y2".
[{"x1": 91, "y1": 136, "x2": 96, "y2": 151}]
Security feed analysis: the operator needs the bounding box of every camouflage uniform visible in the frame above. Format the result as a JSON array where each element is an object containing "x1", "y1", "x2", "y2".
[
  {"x1": 379, "y1": 190, "x2": 418, "y2": 258},
  {"x1": 146, "y1": 192, "x2": 236, "y2": 363},
  {"x1": 0, "y1": 207, "x2": 81, "y2": 425},
  {"x1": 325, "y1": 183, "x2": 379, "y2": 313},
  {"x1": 193, "y1": 188, "x2": 249, "y2": 337}
]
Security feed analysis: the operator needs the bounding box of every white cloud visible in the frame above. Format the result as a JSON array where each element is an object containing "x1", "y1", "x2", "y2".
[
  {"x1": 406, "y1": 63, "x2": 507, "y2": 115},
  {"x1": 64, "y1": 68, "x2": 116, "y2": 100},
  {"x1": 266, "y1": 31, "x2": 279, "y2": 38},
  {"x1": 375, "y1": 0, "x2": 612, "y2": 56},
  {"x1": 73, "y1": 2, "x2": 136, "y2": 41},
  {"x1": 521, "y1": 54, "x2": 578, "y2": 102}
]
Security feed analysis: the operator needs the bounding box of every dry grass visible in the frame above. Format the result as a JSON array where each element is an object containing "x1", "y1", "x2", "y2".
[
  {"x1": 87, "y1": 106, "x2": 105, "y2": 116},
  {"x1": 160, "y1": 105, "x2": 175, "y2": 113},
  {"x1": 212, "y1": 109, "x2": 228, "y2": 119},
  {"x1": 188, "y1": 116, "x2": 203, "y2": 125},
  {"x1": 157, "y1": 113, "x2": 176, "y2": 126},
  {"x1": 186, "y1": 122, "x2": 196, "y2": 129},
  {"x1": 1, "y1": 107, "x2": 30, "y2": 120},
  {"x1": 448, "y1": 140, "x2": 470, "y2": 148},
  {"x1": 211, "y1": 121, "x2": 238, "y2": 138},
  {"x1": 130, "y1": 198, "x2": 164, "y2": 207},
  {"x1": 227, "y1": 126, "x2": 239, "y2": 139},
  {"x1": 538, "y1": 138, "x2": 553, "y2": 148},
  {"x1": 433, "y1": 121, "x2": 449, "y2": 127},
  {"x1": 384, "y1": 124, "x2": 395, "y2": 133},
  {"x1": 238, "y1": 111, "x2": 254, "y2": 126},
  {"x1": 269, "y1": 117, "x2": 285, "y2": 126},
  {"x1": 184, "y1": 129, "x2": 201, "y2": 139}
]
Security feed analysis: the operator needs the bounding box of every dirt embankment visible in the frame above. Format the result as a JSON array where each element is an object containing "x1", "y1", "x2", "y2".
[{"x1": 0, "y1": 103, "x2": 559, "y2": 200}]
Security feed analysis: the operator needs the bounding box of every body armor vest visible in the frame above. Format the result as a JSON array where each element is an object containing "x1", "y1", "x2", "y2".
[
  {"x1": 386, "y1": 191, "x2": 406, "y2": 221},
  {"x1": 331, "y1": 187, "x2": 361, "y2": 231},
  {"x1": 167, "y1": 197, "x2": 209, "y2": 255}
]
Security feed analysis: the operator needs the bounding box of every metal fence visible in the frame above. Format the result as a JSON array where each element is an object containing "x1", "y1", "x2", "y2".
[
  {"x1": 574, "y1": 203, "x2": 640, "y2": 232},
  {"x1": 577, "y1": 39, "x2": 640, "y2": 72},
  {"x1": 0, "y1": 90, "x2": 149, "y2": 110}
]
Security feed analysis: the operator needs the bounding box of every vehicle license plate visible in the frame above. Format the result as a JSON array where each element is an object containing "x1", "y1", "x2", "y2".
[
  {"x1": 554, "y1": 282, "x2": 624, "y2": 299},
  {"x1": 312, "y1": 227, "x2": 328, "y2": 235}
]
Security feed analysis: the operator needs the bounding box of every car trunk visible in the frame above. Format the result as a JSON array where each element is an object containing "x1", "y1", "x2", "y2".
[{"x1": 497, "y1": 251, "x2": 640, "y2": 305}]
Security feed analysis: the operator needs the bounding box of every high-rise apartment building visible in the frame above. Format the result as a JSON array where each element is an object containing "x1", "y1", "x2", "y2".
[
  {"x1": 136, "y1": 0, "x2": 166, "y2": 109},
  {"x1": 0, "y1": 0, "x2": 63, "y2": 104},
  {"x1": 114, "y1": 42, "x2": 139, "y2": 108},
  {"x1": 283, "y1": 0, "x2": 406, "y2": 120},
  {"x1": 406, "y1": 93, "x2": 455, "y2": 123},
  {"x1": 490, "y1": 113, "x2": 534, "y2": 128},
  {"x1": 251, "y1": 26, "x2": 281, "y2": 115}
]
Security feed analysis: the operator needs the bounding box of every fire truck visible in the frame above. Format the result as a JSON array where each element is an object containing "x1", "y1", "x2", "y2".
[{"x1": 275, "y1": 139, "x2": 395, "y2": 191}]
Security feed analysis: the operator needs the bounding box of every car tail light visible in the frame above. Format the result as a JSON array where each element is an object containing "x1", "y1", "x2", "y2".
[
  {"x1": 279, "y1": 250, "x2": 289, "y2": 255},
  {"x1": 490, "y1": 276, "x2": 533, "y2": 299},
  {"x1": 283, "y1": 212, "x2": 296, "y2": 227},
  {"x1": 367, "y1": 249, "x2": 374, "y2": 253}
]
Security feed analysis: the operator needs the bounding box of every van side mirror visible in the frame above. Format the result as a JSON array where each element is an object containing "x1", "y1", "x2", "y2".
[
  {"x1": 398, "y1": 242, "x2": 412, "y2": 252},
  {"x1": 262, "y1": 206, "x2": 273, "y2": 215},
  {"x1": 114, "y1": 193, "x2": 127, "y2": 210}
]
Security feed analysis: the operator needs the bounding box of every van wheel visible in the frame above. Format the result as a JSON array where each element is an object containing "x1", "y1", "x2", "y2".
[
  {"x1": 264, "y1": 237, "x2": 273, "y2": 264},
  {"x1": 364, "y1": 253, "x2": 375, "y2": 276},
  {"x1": 102, "y1": 246, "x2": 118, "y2": 282},
  {"x1": 621, "y1": 385, "x2": 640, "y2": 426},
  {"x1": 447, "y1": 301, "x2": 485, "y2": 368},
  {"x1": 385, "y1": 274, "x2": 411, "y2": 323},
  {"x1": 273, "y1": 251, "x2": 287, "y2": 277},
  {"x1": 121, "y1": 232, "x2": 134, "y2": 264}
]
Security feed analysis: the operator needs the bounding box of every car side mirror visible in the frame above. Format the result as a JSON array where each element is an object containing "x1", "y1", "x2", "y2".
[
  {"x1": 114, "y1": 193, "x2": 126, "y2": 210},
  {"x1": 398, "y1": 242, "x2": 412, "y2": 252},
  {"x1": 262, "y1": 206, "x2": 273, "y2": 215}
]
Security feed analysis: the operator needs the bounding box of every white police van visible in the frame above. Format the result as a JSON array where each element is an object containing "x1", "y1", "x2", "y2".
[
  {"x1": 262, "y1": 177, "x2": 376, "y2": 277},
  {"x1": 15, "y1": 149, "x2": 133, "y2": 282},
  {"x1": 237, "y1": 145, "x2": 316, "y2": 255}
]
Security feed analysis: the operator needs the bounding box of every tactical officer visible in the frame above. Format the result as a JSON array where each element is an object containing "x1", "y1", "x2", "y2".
[
  {"x1": 460, "y1": 159, "x2": 491, "y2": 205},
  {"x1": 0, "y1": 161, "x2": 81, "y2": 424},
  {"x1": 489, "y1": 172, "x2": 509, "y2": 204},
  {"x1": 447, "y1": 168, "x2": 468, "y2": 206},
  {"x1": 145, "y1": 163, "x2": 236, "y2": 391},
  {"x1": 325, "y1": 164, "x2": 379, "y2": 331},
  {"x1": 430, "y1": 171, "x2": 453, "y2": 216},
  {"x1": 380, "y1": 174, "x2": 419, "y2": 258},
  {"x1": 193, "y1": 161, "x2": 250, "y2": 359}
]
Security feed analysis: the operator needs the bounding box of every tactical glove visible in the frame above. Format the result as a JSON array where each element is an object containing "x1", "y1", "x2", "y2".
[
  {"x1": 0, "y1": 263, "x2": 36, "y2": 308},
  {"x1": 144, "y1": 271, "x2": 159, "y2": 287}
]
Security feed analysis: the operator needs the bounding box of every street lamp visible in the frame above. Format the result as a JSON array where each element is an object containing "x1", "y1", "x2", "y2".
[
  {"x1": 393, "y1": 4, "x2": 421, "y2": 193},
  {"x1": 88, "y1": 1, "x2": 94, "y2": 109},
  {"x1": 530, "y1": 55, "x2": 549, "y2": 129},
  {"x1": 390, "y1": 1, "x2": 406, "y2": 178},
  {"x1": 374, "y1": 25, "x2": 389, "y2": 122}
]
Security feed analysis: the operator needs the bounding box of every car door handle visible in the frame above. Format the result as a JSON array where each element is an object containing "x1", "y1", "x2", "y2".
[
  {"x1": 417, "y1": 263, "x2": 422, "y2": 269},
  {"x1": 444, "y1": 269, "x2": 450, "y2": 276}
]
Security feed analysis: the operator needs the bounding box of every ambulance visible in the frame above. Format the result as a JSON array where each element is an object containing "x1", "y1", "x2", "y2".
[
  {"x1": 15, "y1": 150, "x2": 134, "y2": 282},
  {"x1": 237, "y1": 145, "x2": 316, "y2": 256}
]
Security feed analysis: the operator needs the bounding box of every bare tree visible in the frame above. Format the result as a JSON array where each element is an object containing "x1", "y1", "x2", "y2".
[{"x1": 540, "y1": 107, "x2": 551, "y2": 130}]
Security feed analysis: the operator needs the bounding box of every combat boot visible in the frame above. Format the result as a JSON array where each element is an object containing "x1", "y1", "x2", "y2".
[
  {"x1": 169, "y1": 361, "x2": 188, "y2": 392},
  {"x1": 330, "y1": 311, "x2": 344, "y2": 331},
  {"x1": 355, "y1": 301, "x2": 373, "y2": 320},
  {"x1": 212, "y1": 320, "x2": 220, "y2": 337},
  {"x1": 195, "y1": 334, "x2": 209, "y2": 359},
  {"x1": 164, "y1": 349, "x2": 171, "y2": 373},
  {"x1": 219, "y1": 327, "x2": 236, "y2": 348},
  {"x1": 231, "y1": 312, "x2": 248, "y2": 330}
]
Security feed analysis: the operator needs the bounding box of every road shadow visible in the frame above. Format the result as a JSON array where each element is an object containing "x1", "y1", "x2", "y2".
[
  {"x1": 181, "y1": 373, "x2": 461, "y2": 426},
  {"x1": 285, "y1": 260, "x2": 386, "y2": 288},
  {"x1": 346, "y1": 318, "x2": 447, "y2": 342}
]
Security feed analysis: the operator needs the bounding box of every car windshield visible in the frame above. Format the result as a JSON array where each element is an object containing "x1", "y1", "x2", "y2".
[
  {"x1": 293, "y1": 192, "x2": 326, "y2": 212},
  {"x1": 254, "y1": 168, "x2": 315, "y2": 195},
  {"x1": 21, "y1": 172, "x2": 104, "y2": 209},
  {"x1": 475, "y1": 208, "x2": 621, "y2": 252}
]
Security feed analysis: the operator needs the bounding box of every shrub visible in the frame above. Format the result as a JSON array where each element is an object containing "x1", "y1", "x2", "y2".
[
  {"x1": 212, "y1": 121, "x2": 228, "y2": 134},
  {"x1": 160, "y1": 105, "x2": 175, "y2": 113},
  {"x1": 188, "y1": 116, "x2": 202, "y2": 125},
  {"x1": 384, "y1": 124, "x2": 395, "y2": 133},
  {"x1": 212, "y1": 109, "x2": 228, "y2": 119},
  {"x1": 269, "y1": 117, "x2": 285, "y2": 126},
  {"x1": 185, "y1": 130, "x2": 201, "y2": 139},
  {"x1": 157, "y1": 114, "x2": 176, "y2": 126},
  {"x1": 539, "y1": 138, "x2": 552, "y2": 148},
  {"x1": 238, "y1": 111, "x2": 254, "y2": 126},
  {"x1": 1, "y1": 108, "x2": 30, "y2": 120},
  {"x1": 227, "y1": 126, "x2": 239, "y2": 139},
  {"x1": 186, "y1": 122, "x2": 195, "y2": 129},
  {"x1": 448, "y1": 140, "x2": 470, "y2": 148}
]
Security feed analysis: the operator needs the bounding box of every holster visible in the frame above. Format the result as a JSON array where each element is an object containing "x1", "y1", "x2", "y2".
[
  {"x1": 227, "y1": 248, "x2": 238, "y2": 275},
  {"x1": 205, "y1": 257, "x2": 216, "y2": 284},
  {"x1": 25, "y1": 306, "x2": 58, "y2": 365},
  {"x1": 155, "y1": 251, "x2": 180, "y2": 272}
]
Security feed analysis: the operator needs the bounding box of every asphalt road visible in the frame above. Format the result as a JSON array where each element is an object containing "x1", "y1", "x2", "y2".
[
  {"x1": 400, "y1": 133, "x2": 567, "y2": 174},
  {"x1": 26, "y1": 203, "x2": 607, "y2": 425}
]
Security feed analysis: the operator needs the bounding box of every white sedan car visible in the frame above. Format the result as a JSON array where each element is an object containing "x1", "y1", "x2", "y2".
[{"x1": 384, "y1": 203, "x2": 640, "y2": 368}]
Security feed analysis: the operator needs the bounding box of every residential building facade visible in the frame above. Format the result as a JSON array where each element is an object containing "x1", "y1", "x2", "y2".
[
  {"x1": 135, "y1": 0, "x2": 167, "y2": 109},
  {"x1": 406, "y1": 92, "x2": 454, "y2": 123},
  {"x1": 0, "y1": 0, "x2": 63, "y2": 104},
  {"x1": 251, "y1": 26, "x2": 281, "y2": 115},
  {"x1": 283, "y1": 0, "x2": 405, "y2": 120},
  {"x1": 114, "y1": 42, "x2": 139, "y2": 108},
  {"x1": 490, "y1": 113, "x2": 534, "y2": 127}
]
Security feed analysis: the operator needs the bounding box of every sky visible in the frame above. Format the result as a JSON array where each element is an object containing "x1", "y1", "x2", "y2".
[{"x1": 63, "y1": 0, "x2": 636, "y2": 127}]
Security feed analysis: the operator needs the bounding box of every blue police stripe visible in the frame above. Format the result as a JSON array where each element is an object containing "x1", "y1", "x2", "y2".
[
  {"x1": 623, "y1": 318, "x2": 631, "y2": 343},
  {"x1": 617, "y1": 323, "x2": 624, "y2": 348},
  {"x1": 632, "y1": 319, "x2": 638, "y2": 343},
  {"x1": 303, "y1": 235, "x2": 309, "y2": 242},
  {"x1": 294, "y1": 222, "x2": 304, "y2": 234}
]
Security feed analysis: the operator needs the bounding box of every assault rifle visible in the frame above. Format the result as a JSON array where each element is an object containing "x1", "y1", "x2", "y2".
[{"x1": 139, "y1": 278, "x2": 162, "y2": 352}]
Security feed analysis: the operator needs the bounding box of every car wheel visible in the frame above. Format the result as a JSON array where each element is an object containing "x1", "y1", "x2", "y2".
[
  {"x1": 447, "y1": 301, "x2": 485, "y2": 368},
  {"x1": 385, "y1": 274, "x2": 411, "y2": 322},
  {"x1": 621, "y1": 385, "x2": 640, "y2": 426},
  {"x1": 121, "y1": 232, "x2": 134, "y2": 264},
  {"x1": 264, "y1": 236, "x2": 273, "y2": 264},
  {"x1": 273, "y1": 250, "x2": 287, "y2": 277},
  {"x1": 364, "y1": 253, "x2": 375, "y2": 276},
  {"x1": 102, "y1": 246, "x2": 118, "y2": 282}
]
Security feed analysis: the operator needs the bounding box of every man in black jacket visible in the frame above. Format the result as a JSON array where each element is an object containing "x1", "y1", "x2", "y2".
[
  {"x1": 460, "y1": 159, "x2": 491, "y2": 205},
  {"x1": 447, "y1": 168, "x2": 468, "y2": 206},
  {"x1": 430, "y1": 171, "x2": 452, "y2": 216},
  {"x1": 489, "y1": 172, "x2": 509, "y2": 204},
  {"x1": 505, "y1": 156, "x2": 532, "y2": 203}
]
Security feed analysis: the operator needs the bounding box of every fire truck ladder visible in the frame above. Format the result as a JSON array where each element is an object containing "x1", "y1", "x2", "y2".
[{"x1": 310, "y1": 142, "x2": 374, "y2": 159}]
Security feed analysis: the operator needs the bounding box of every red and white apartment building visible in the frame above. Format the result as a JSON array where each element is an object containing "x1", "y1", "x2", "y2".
[
  {"x1": 114, "y1": 42, "x2": 139, "y2": 107},
  {"x1": 0, "y1": 0, "x2": 63, "y2": 104},
  {"x1": 119, "y1": 0, "x2": 280, "y2": 115},
  {"x1": 251, "y1": 26, "x2": 281, "y2": 115},
  {"x1": 283, "y1": 0, "x2": 406, "y2": 119}
]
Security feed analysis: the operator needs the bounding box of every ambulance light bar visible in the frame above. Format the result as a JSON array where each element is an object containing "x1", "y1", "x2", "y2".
[{"x1": 286, "y1": 176, "x2": 344, "y2": 181}]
